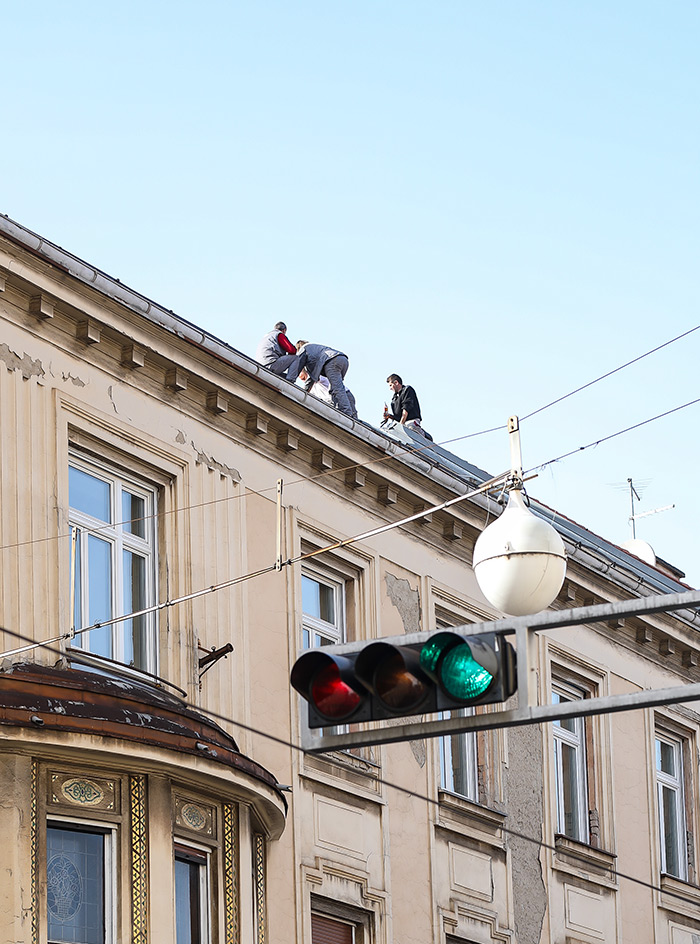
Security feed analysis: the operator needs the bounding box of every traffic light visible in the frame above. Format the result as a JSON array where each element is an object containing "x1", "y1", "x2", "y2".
[{"x1": 291, "y1": 630, "x2": 517, "y2": 728}]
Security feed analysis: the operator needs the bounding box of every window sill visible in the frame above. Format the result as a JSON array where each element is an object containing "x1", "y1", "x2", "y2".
[
  {"x1": 436, "y1": 789, "x2": 506, "y2": 846},
  {"x1": 659, "y1": 873, "x2": 700, "y2": 911},
  {"x1": 301, "y1": 749, "x2": 383, "y2": 800},
  {"x1": 552, "y1": 834, "x2": 617, "y2": 887}
]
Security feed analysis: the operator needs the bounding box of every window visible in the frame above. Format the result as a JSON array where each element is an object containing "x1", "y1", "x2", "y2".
[
  {"x1": 302, "y1": 572, "x2": 344, "y2": 648},
  {"x1": 656, "y1": 731, "x2": 688, "y2": 879},
  {"x1": 175, "y1": 845, "x2": 210, "y2": 944},
  {"x1": 439, "y1": 709, "x2": 478, "y2": 800},
  {"x1": 552, "y1": 683, "x2": 589, "y2": 842},
  {"x1": 69, "y1": 455, "x2": 157, "y2": 673},
  {"x1": 311, "y1": 912, "x2": 356, "y2": 943},
  {"x1": 301, "y1": 571, "x2": 346, "y2": 733},
  {"x1": 47, "y1": 822, "x2": 113, "y2": 944}
]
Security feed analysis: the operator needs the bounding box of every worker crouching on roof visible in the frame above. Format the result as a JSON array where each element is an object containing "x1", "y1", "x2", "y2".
[
  {"x1": 288, "y1": 342, "x2": 358, "y2": 419},
  {"x1": 255, "y1": 322, "x2": 298, "y2": 376}
]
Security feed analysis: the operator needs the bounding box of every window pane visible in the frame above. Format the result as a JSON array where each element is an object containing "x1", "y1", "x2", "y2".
[
  {"x1": 88, "y1": 536, "x2": 113, "y2": 659},
  {"x1": 657, "y1": 739, "x2": 676, "y2": 776},
  {"x1": 47, "y1": 826, "x2": 104, "y2": 944},
  {"x1": 122, "y1": 491, "x2": 146, "y2": 538},
  {"x1": 123, "y1": 550, "x2": 147, "y2": 667},
  {"x1": 552, "y1": 691, "x2": 577, "y2": 732},
  {"x1": 560, "y1": 742, "x2": 582, "y2": 839},
  {"x1": 69, "y1": 467, "x2": 111, "y2": 523},
  {"x1": 439, "y1": 710, "x2": 476, "y2": 799},
  {"x1": 302, "y1": 576, "x2": 335, "y2": 623},
  {"x1": 71, "y1": 528, "x2": 82, "y2": 631},
  {"x1": 661, "y1": 784, "x2": 681, "y2": 875},
  {"x1": 175, "y1": 857, "x2": 202, "y2": 944}
]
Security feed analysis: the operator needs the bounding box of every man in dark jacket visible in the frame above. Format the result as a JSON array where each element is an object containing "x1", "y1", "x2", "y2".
[
  {"x1": 288, "y1": 342, "x2": 357, "y2": 418},
  {"x1": 387, "y1": 374, "x2": 421, "y2": 424}
]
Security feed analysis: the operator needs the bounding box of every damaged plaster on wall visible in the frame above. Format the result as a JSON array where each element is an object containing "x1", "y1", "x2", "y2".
[
  {"x1": 0, "y1": 343, "x2": 44, "y2": 381},
  {"x1": 384, "y1": 573, "x2": 426, "y2": 767},
  {"x1": 181, "y1": 435, "x2": 241, "y2": 484},
  {"x1": 503, "y1": 723, "x2": 547, "y2": 943},
  {"x1": 61, "y1": 372, "x2": 86, "y2": 387}
]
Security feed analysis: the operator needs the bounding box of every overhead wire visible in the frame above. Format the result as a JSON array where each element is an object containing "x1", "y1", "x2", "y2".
[
  {"x1": 526, "y1": 397, "x2": 700, "y2": 476},
  {"x1": 0, "y1": 385, "x2": 697, "y2": 658},
  {"x1": 0, "y1": 319, "x2": 698, "y2": 556},
  {"x1": 521, "y1": 322, "x2": 700, "y2": 422},
  {"x1": 0, "y1": 472, "x2": 510, "y2": 660},
  {"x1": 0, "y1": 617, "x2": 694, "y2": 907}
]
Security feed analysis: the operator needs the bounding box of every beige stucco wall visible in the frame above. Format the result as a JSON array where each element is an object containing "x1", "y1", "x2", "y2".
[{"x1": 2, "y1": 230, "x2": 700, "y2": 944}]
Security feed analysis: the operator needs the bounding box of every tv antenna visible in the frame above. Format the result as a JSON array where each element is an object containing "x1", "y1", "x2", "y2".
[{"x1": 623, "y1": 477, "x2": 675, "y2": 538}]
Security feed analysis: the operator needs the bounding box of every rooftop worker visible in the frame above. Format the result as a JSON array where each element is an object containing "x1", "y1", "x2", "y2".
[
  {"x1": 255, "y1": 322, "x2": 298, "y2": 376},
  {"x1": 299, "y1": 367, "x2": 357, "y2": 418},
  {"x1": 288, "y1": 342, "x2": 357, "y2": 419},
  {"x1": 386, "y1": 373, "x2": 421, "y2": 423},
  {"x1": 386, "y1": 373, "x2": 433, "y2": 440}
]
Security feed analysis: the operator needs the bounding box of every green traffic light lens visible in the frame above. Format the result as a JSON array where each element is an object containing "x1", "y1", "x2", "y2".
[
  {"x1": 440, "y1": 643, "x2": 493, "y2": 700},
  {"x1": 419, "y1": 638, "x2": 445, "y2": 674}
]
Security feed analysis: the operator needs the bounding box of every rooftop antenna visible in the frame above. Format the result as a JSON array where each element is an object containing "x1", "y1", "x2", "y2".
[
  {"x1": 625, "y1": 477, "x2": 675, "y2": 538},
  {"x1": 628, "y1": 478, "x2": 641, "y2": 539}
]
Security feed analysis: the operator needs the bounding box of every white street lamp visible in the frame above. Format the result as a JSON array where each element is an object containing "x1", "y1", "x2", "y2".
[{"x1": 472, "y1": 417, "x2": 566, "y2": 616}]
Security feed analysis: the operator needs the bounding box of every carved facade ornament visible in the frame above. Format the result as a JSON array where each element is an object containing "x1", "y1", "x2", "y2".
[
  {"x1": 50, "y1": 772, "x2": 117, "y2": 812},
  {"x1": 62, "y1": 778, "x2": 105, "y2": 806},
  {"x1": 174, "y1": 795, "x2": 215, "y2": 838}
]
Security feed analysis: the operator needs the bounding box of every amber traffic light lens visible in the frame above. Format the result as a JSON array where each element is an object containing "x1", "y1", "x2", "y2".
[{"x1": 374, "y1": 651, "x2": 429, "y2": 711}]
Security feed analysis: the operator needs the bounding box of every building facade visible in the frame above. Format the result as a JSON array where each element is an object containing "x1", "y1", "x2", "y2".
[{"x1": 1, "y1": 215, "x2": 699, "y2": 943}]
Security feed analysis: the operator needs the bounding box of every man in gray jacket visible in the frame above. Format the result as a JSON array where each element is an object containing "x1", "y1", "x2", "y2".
[
  {"x1": 288, "y1": 341, "x2": 357, "y2": 419},
  {"x1": 255, "y1": 322, "x2": 298, "y2": 376}
]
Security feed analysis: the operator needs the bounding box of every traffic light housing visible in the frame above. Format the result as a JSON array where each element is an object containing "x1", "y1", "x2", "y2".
[{"x1": 291, "y1": 630, "x2": 517, "y2": 728}]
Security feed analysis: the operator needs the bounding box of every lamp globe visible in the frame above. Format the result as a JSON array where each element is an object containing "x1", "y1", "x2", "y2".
[{"x1": 473, "y1": 489, "x2": 566, "y2": 616}]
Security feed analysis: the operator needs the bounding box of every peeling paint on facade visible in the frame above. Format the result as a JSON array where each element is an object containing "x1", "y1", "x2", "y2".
[
  {"x1": 504, "y1": 724, "x2": 547, "y2": 943},
  {"x1": 384, "y1": 574, "x2": 421, "y2": 635},
  {"x1": 385, "y1": 574, "x2": 426, "y2": 766},
  {"x1": 0, "y1": 344, "x2": 44, "y2": 381},
  {"x1": 191, "y1": 442, "x2": 241, "y2": 483},
  {"x1": 61, "y1": 372, "x2": 86, "y2": 387}
]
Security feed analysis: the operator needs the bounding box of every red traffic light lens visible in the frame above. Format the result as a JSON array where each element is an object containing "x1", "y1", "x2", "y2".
[
  {"x1": 375, "y1": 652, "x2": 429, "y2": 711},
  {"x1": 311, "y1": 663, "x2": 362, "y2": 720}
]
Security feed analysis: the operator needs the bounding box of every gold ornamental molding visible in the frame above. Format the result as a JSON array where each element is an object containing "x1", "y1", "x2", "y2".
[
  {"x1": 30, "y1": 759, "x2": 38, "y2": 944},
  {"x1": 130, "y1": 775, "x2": 148, "y2": 944},
  {"x1": 254, "y1": 833, "x2": 266, "y2": 944},
  {"x1": 223, "y1": 803, "x2": 240, "y2": 944}
]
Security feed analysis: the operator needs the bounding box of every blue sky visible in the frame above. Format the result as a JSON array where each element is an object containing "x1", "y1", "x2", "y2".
[{"x1": 4, "y1": 2, "x2": 699, "y2": 586}]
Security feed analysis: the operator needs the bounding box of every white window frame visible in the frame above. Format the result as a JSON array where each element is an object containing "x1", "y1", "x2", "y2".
[
  {"x1": 655, "y1": 730, "x2": 688, "y2": 880},
  {"x1": 438, "y1": 708, "x2": 478, "y2": 801},
  {"x1": 300, "y1": 568, "x2": 348, "y2": 734},
  {"x1": 46, "y1": 818, "x2": 117, "y2": 944},
  {"x1": 68, "y1": 452, "x2": 158, "y2": 674},
  {"x1": 301, "y1": 569, "x2": 346, "y2": 649},
  {"x1": 174, "y1": 842, "x2": 212, "y2": 944},
  {"x1": 552, "y1": 681, "x2": 589, "y2": 842}
]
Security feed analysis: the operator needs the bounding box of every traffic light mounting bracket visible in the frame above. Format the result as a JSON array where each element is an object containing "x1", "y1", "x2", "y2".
[{"x1": 297, "y1": 587, "x2": 700, "y2": 753}]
